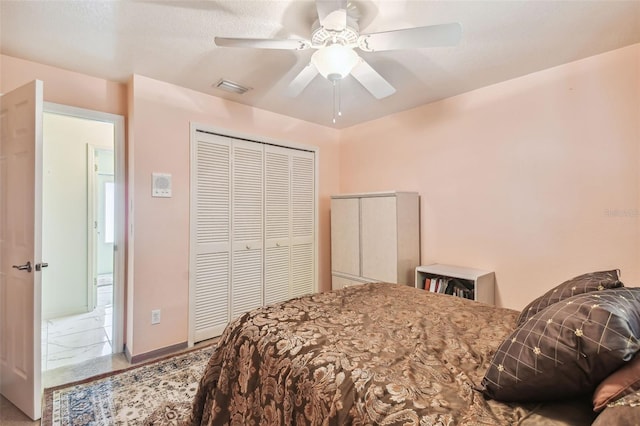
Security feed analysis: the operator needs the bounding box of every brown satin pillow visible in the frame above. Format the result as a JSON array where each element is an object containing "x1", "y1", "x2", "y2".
[
  {"x1": 516, "y1": 270, "x2": 623, "y2": 327},
  {"x1": 593, "y1": 353, "x2": 640, "y2": 411},
  {"x1": 481, "y1": 288, "x2": 640, "y2": 402}
]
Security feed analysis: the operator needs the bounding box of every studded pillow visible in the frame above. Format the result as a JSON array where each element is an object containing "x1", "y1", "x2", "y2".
[
  {"x1": 516, "y1": 270, "x2": 623, "y2": 327},
  {"x1": 480, "y1": 288, "x2": 640, "y2": 402}
]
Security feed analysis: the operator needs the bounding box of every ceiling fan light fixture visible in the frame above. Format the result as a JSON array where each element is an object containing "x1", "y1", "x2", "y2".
[{"x1": 311, "y1": 44, "x2": 359, "y2": 81}]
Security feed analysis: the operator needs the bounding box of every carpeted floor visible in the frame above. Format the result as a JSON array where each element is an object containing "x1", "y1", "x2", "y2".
[{"x1": 41, "y1": 344, "x2": 215, "y2": 426}]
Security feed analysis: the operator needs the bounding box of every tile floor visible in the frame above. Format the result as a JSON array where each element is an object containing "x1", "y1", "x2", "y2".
[{"x1": 42, "y1": 283, "x2": 114, "y2": 371}]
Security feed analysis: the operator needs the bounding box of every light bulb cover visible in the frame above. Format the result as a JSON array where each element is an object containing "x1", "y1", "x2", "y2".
[{"x1": 311, "y1": 44, "x2": 359, "y2": 81}]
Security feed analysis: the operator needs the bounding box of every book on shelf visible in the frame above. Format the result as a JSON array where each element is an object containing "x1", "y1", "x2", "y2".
[{"x1": 423, "y1": 276, "x2": 475, "y2": 300}]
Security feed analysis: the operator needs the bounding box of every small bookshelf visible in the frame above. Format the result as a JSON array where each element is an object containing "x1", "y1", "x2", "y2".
[{"x1": 415, "y1": 264, "x2": 495, "y2": 305}]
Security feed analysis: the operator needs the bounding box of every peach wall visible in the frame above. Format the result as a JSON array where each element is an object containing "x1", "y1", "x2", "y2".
[
  {"x1": 1, "y1": 55, "x2": 126, "y2": 115},
  {"x1": 128, "y1": 75, "x2": 340, "y2": 356},
  {"x1": 5, "y1": 45, "x2": 638, "y2": 356},
  {"x1": 340, "y1": 44, "x2": 640, "y2": 310}
]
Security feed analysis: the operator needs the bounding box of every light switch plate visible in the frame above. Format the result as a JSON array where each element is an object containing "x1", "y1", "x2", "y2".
[{"x1": 151, "y1": 309, "x2": 161, "y2": 325}]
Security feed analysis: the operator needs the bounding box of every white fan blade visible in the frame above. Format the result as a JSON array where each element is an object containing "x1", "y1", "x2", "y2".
[
  {"x1": 350, "y1": 59, "x2": 395, "y2": 99},
  {"x1": 285, "y1": 63, "x2": 319, "y2": 97},
  {"x1": 358, "y1": 23, "x2": 462, "y2": 52},
  {"x1": 214, "y1": 37, "x2": 311, "y2": 50},
  {"x1": 315, "y1": 0, "x2": 347, "y2": 31}
]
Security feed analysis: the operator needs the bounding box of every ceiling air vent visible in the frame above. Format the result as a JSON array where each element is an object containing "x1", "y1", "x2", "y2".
[{"x1": 214, "y1": 79, "x2": 251, "y2": 95}]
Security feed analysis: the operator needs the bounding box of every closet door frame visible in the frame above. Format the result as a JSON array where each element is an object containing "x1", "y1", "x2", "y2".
[{"x1": 188, "y1": 123, "x2": 319, "y2": 347}]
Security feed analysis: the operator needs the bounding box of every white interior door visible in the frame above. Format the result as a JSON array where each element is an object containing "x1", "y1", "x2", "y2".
[
  {"x1": 0, "y1": 80, "x2": 44, "y2": 420},
  {"x1": 290, "y1": 151, "x2": 315, "y2": 297},
  {"x1": 96, "y1": 151, "x2": 115, "y2": 277},
  {"x1": 231, "y1": 140, "x2": 264, "y2": 318},
  {"x1": 191, "y1": 131, "x2": 231, "y2": 342},
  {"x1": 264, "y1": 145, "x2": 291, "y2": 305},
  {"x1": 89, "y1": 166, "x2": 114, "y2": 311}
]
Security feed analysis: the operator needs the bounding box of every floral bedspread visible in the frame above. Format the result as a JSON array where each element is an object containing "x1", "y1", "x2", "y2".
[{"x1": 188, "y1": 283, "x2": 596, "y2": 425}]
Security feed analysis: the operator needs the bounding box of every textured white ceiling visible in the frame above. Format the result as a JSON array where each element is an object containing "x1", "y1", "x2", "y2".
[{"x1": 2, "y1": 0, "x2": 639, "y2": 128}]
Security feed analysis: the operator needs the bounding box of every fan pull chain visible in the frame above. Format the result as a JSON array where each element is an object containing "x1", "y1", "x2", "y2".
[
  {"x1": 338, "y1": 79, "x2": 342, "y2": 117},
  {"x1": 332, "y1": 80, "x2": 337, "y2": 124},
  {"x1": 332, "y1": 79, "x2": 343, "y2": 124}
]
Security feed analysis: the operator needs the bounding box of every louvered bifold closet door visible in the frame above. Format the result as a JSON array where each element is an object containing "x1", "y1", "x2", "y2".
[
  {"x1": 193, "y1": 132, "x2": 231, "y2": 342},
  {"x1": 290, "y1": 150, "x2": 315, "y2": 298},
  {"x1": 231, "y1": 140, "x2": 264, "y2": 319},
  {"x1": 264, "y1": 145, "x2": 291, "y2": 305}
]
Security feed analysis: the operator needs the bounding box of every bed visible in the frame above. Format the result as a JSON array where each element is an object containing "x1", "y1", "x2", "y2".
[{"x1": 186, "y1": 273, "x2": 640, "y2": 425}]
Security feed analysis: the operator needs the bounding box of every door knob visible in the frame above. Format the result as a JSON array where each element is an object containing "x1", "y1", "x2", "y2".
[
  {"x1": 12, "y1": 261, "x2": 32, "y2": 273},
  {"x1": 35, "y1": 262, "x2": 49, "y2": 271}
]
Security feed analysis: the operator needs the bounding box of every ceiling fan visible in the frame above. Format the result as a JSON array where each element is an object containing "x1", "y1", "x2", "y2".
[{"x1": 214, "y1": 0, "x2": 462, "y2": 122}]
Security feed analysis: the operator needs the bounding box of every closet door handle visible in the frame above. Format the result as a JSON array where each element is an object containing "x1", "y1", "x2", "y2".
[{"x1": 245, "y1": 245, "x2": 250, "y2": 250}]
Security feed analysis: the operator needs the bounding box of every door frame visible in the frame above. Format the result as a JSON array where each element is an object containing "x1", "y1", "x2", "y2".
[
  {"x1": 44, "y1": 102, "x2": 125, "y2": 354},
  {"x1": 87, "y1": 145, "x2": 98, "y2": 311}
]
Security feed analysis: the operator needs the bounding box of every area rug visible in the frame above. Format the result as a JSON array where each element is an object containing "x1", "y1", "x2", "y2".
[{"x1": 42, "y1": 344, "x2": 216, "y2": 426}]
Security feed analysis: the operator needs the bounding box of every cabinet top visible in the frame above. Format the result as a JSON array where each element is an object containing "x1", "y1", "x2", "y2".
[
  {"x1": 331, "y1": 191, "x2": 419, "y2": 199},
  {"x1": 416, "y1": 264, "x2": 494, "y2": 280}
]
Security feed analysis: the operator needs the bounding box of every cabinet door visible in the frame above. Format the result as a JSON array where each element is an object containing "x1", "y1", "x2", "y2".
[
  {"x1": 330, "y1": 198, "x2": 360, "y2": 276},
  {"x1": 231, "y1": 140, "x2": 263, "y2": 319},
  {"x1": 332, "y1": 274, "x2": 371, "y2": 290},
  {"x1": 290, "y1": 151, "x2": 315, "y2": 298},
  {"x1": 264, "y1": 146, "x2": 290, "y2": 305},
  {"x1": 360, "y1": 196, "x2": 398, "y2": 282},
  {"x1": 192, "y1": 132, "x2": 231, "y2": 341}
]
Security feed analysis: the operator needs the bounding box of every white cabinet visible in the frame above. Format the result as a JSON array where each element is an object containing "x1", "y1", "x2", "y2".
[
  {"x1": 190, "y1": 131, "x2": 316, "y2": 343},
  {"x1": 415, "y1": 264, "x2": 495, "y2": 305},
  {"x1": 330, "y1": 197, "x2": 360, "y2": 277},
  {"x1": 331, "y1": 191, "x2": 419, "y2": 289}
]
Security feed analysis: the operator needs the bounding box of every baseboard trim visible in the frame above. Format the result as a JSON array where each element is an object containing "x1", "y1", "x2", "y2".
[
  {"x1": 129, "y1": 341, "x2": 188, "y2": 364},
  {"x1": 124, "y1": 344, "x2": 133, "y2": 363}
]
